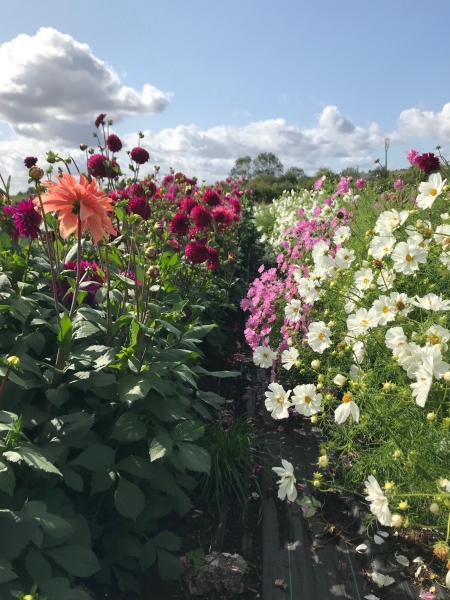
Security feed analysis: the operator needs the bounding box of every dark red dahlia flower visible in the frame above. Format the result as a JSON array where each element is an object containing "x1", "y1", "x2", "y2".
[
  {"x1": 206, "y1": 247, "x2": 220, "y2": 270},
  {"x1": 24, "y1": 157, "x2": 38, "y2": 169},
  {"x1": 228, "y1": 197, "x2": 242, "y2": 214},
  {"x1": 179, "y1": 197, "x2": 198, "y2": 214},
  {"x1": 87, "y1": 154, "x2": 120, "y2": 179},
  {"x1": 128, "y1": 183, "x2": 145, "y2": 198},
  {"x1": 13, "y1": 197, "x2": 42, "y2": 240},
  {"x1": 191, "y1": 205, "x2": 212, "y2": 229},
  {"x1": 417, "y1": 152, "x2": 440, "y2": 174},
  {"x1": 188, "y1": 228, "x2": 208, "y2": 245},
  {"x1": 166, "y1": 240, "x2": 181, "y2": 252},
  {"x1": 142, "y1": 179, "x2": 157, "y2": 197},
  {"x1": 185, "y1": 241, "x2": 209, "y2": 264},
  {"x1": 129, "y1": 197, "x2": 151, "y2": 220},
  {"x1": 106, "y1": 134, "x2": 123, "y2": 153},
  {"x1": 203, "y1": 189, "x2": 222, "y2": 207},
  {"x1": 95, "y1": 113, "x2": 106, "y2": 128},
  {"x1": 0, "y1": 206, "x2": 19, "y2": 242},
  {"x1": 170, "y1": 212, "x2": 190, "y2": 235},
  {"x1": 212, "y1": 206, "x2": 234, "y2": 229},
  {"x1": 130, "y1": 147, "x2": 150, "y2": 165},
  {"x1": 58, "y1": 260, "x2": 104, "y2": 305}
]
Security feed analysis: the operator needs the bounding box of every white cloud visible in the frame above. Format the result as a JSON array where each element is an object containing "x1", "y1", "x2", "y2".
[
  {"x1": 0, "y1": 27, "x2": 172, "y2": 142},
  {"x1": 393, "y1": 103, "x2": 450, "y2": 142}
]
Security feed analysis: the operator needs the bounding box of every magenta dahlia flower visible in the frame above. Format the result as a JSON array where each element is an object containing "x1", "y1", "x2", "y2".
[
  {"x1": 106, "y1": 134, "x2": 123, "y2": 153},
  {"x1": 170, "y1": 212, "x2": 190, "y2": 235},
  {"x1": 228, "y1": 197, "x2": 242, "y2": 214},
  {"x1": 130, "y1": 147, "x2": 150, "y2": 165},
  {"x1": 14, "y1": 197, "x2": 42, "y2": 240},
  {"x1": 203, "y1": 190, "x2": 222, "y2": 207},
  {"x1": 95, "y1": 113, "x2": 106, "y2": 128},
  {"x1": 129, "y1": 197, "x2": 151, "y2": 220},
  {"x1": 191, "y1": 205, "x2": 212, "y2": 229},
  {"x1": 24, "y1": 157, "x2": 38, "y2": 169},
  {"x1": 185, "y1": 241, "x2": 209, "y2": 264},
  {"x1": 417, "y1": 153, "x2": 440, "y2": 174},
  {"x1": 127, "y1": 183, "x2": 145, "y2": 198},
  {"x1": 206, "y1": 247, "x2": 220, "y2": 270},
  {"x1": 161, "y1": 174, "x2": 174, "y2": 186},
  {"x1": 179, "y1": 197, "x2": 198, "y2": 214},
  {"x1": 0, "y1": 206, "x2": 19, "y2": 242},
  {"x1": 87, "y1": 154, "x2": 120, "y2": 179},
  {"x1": 212, "y1": 206, "x2": 234, "y2": 229},
  {"x1": 166, "y1": 240, "x2": 181, "y2": 252},
  {"x1": 58, "y1": 260, "x2": 104, "y2": 305}
]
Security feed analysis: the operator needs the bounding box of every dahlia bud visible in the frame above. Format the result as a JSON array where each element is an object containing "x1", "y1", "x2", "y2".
[
  {"x1": 145, "y1": 246, "x2": 157, "y2": 259},
  {"x1": 316, "y1": 383, "x2": 323, "y2": 390},
  {"x1": 29, "y1": 166, "x2": 44, "y2": 181},
  {"x1": 154, "y1": 221, "x2": 165, "y2": 236},
  {"x1": 6, "y1": 356, "x2": 20, "y2": 367},
  {"x1": 430, "y1": 502, "x2": 440, "y2": 514},
  {"x1": 80, "y1": 143, "x2": 88, "y2": 151},
  {"x1": 23, "y1": 596, "x2": 34, "y2": 600},
  {"x1": 318, "y1": 374, "x2": 325, "y2": 382},
  {"x1": 287, "y1": 338, "x2": 294, "y2": 347},
  {"x1": 313, "y1": 479, "x2": 321, "y2": 488},
  {"x1": 294, "y1": 360, "x2": 301, "y2": 368},
  {"x1": 391, "y1": 514, "x2": 403, "y2": 528},
  {"x1": 147, "y1": 266, "x2": 160, "y2": 279}
]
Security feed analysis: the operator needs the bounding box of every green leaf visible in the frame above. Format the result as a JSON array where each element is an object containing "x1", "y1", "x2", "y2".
[
  {"x1": 45, "y1": 545, "x2": 100, "y2": 577},
  {"x1": 4, "y1": 445, "x2": 62, "y2": 476},
  {"x1": 57, "y1": 313, "x2": 73, "y2": 355},
  {"x1": 61, "y1": 468, "x2": 84, "y2": 492},
  {"x1": 46, "y1": 386, "x2": 70, "y2": 408},
  {"x1": 69, "y1": 444, "x2": 115, "y2": 472},
  {"x1": 110, "y1": 412, "x2": 146, "y2": 442},
  {"x1": 91, "y1": 470, "x2": 115, "y2": 494},
  {"x1": 186, "y1": 547, "x2": 205, "y2": 566},
  {"x1": 113, "y1": 567, "x2": 140, "y2": 594},
  {"x1": 23, "y1": 503, "x2": 73, "y2": 538},
  {"x1": 193, "y1": 366, "x2": 240, "y2": 378},
  {"x1": 139, "y1": 541, "x2": 156, "y2": 570},
  {"x1": 25, "y1": 550, "x2": 52, "y2": 585},
  {"x1": 152, "y1": 531, "x2": 181, "y2": 552},
  {"x1": 40, "y1": 577, "x2": 91, "y2": 600},
  {"x1": 183, "y1": 324, "x2": 216, "y2": 340},
  {"x1": 149, "y1": 434, "x2": 173, "y2": 462},
  {"x1": 0, "y1": 511, "x2": 37, "y2": 559},
  {"x1": 0, "y1": 558, "x2": 17, "y2": 584},
  {"x1": 114, "y1": 476, "x2": 145, "y2": 521},
  {"x1": 0, "y1": 460, "x2": 15, "y2": 496},
  {"x1": 197, "y1": 390, "x2": 225, "y2": 409},
  {"x1": 177, "y1": 442, "x2": 211, "y2": 474},
  {"x1": 118, "y1": 374, "x2": 152, "y2": 404},
  {"x1": 157, "y1": 320, "x2": 181, "y2": 338},
  {"x1": 73, "y1": 322, "x2": 99, "y2": 340},
  {"x1": 171, "y1": 421, "x2": 205, "y2": 442},
  {"x1": 116, "y1": 455, "x2": 153, "y2": 480},
  {"x1": 156, "y1": 548, "x2": 183, "y2": 581}
]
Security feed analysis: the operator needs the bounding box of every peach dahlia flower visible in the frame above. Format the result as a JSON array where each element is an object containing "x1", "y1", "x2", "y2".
[{"x1": 35, "y1": 173, "x2": 116, "y2": 244}]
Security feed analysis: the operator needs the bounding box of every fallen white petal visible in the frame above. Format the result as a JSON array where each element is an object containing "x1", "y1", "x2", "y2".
[
  {"x1": 415, "y1": 565, "x2": 423, "y2": 578},
  {"x1": 374, "y1": 535, "x2": 385, "y2": 545},
  {"x1": 356, "y1": 543, "x2": 368, "y2": 553},
  {"x1": 412, "y1": 556, "x2": 424, "y2": 563},
  {"x1": 364, "y1": 596, "x2": 380, "y2": 600},
  {"x1": 396, "y1": 554, "x2": 409, "y2": 567},
  {"x1": 371, "y1": 572, "x2": 395, "y2": 587},
  {"x1": 376, "y1": 530, "x2": 389, "y2": 538}
]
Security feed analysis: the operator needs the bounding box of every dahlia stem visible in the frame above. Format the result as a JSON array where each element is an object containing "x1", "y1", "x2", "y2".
[
  {"x1": 21, "y1": 243, "x2": 33, "y2": 290},
  {"x1": 35, "y1": 183, "x2": 60, "y2": 326},
  {"x1": 0, "y1": 174, "x2": 10, "y2": 204},
  {"x1": 68, "y1": 215, "x2": 83, "y2": 320},
  {"x1": 105, "y1": 246, "x2": 112, "y2": 346}
]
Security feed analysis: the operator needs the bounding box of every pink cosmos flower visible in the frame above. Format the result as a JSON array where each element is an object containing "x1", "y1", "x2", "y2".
[
  {"x1": 314, "y1": 178, "x2": 323, "y2": 190},
  {"x1": 394, "y1": 179, "x2": 405, "y2": 190},
  {"x1": 355, "y1": 178, "x2": 366, "y2": 190},
  {"x1": 406, "y1": 148, "x2": 420, "y2": 166},
  {"x1": 337, "y1": 177, "x2": 349, "y2": 194}
]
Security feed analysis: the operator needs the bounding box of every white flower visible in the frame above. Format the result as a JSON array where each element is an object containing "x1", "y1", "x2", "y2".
[
  {"x1": 334, "y1": 393, "x2": 360, "y2": 424},
  {"x1": 292, "y1": 383, "x2": 322, "y2": 416},
  {"x1": 370, "y1": 235, "x2": 396, "y2": 259},
  {"x1": 374, "y1": 209, "x2": 408, "y2": 235},
  {"x1": 371, "y1": 295, "x2": 396, "y2": 326},
  {"x1": 349, "y1": 364, "x2": 364, "y2": 379},
  {"x1": 426, "y1": 324, "x2": 450, "y2": 351},
  {"x1": 376, "y1": 269, "x2": 396, "y2": 292},
  {"x1": 389, "y1": 292, "x2": 412, "y2": 315},
  {"x1": 411, "y1": 293, "x2": 450, "y2": 311},
  {"x1": 441, "y1": 478, "x2": 450, "y2": 493},
  {"x1": 343, "y1": 287, "x2": 364, "y2": 314},
  {"x1": 306, "y1": 321, "x2": 332, "y2": 354},
  {"x1": 355, "y1": 544, "x2": 368, "y2": 553},
  {"x1": 281, "y1": 347, "x2": 299, "y2": 370},
  {"x1": 391, "y1": 241, "x2": 427, "y2": 274},
  {"x1": 370, "y1": 572, "x2": 395, "y2": 587},
  {"x1": 311, "y1": 240, "x2": 331, "y2": 261},
  {"x1": 272, "y1": 459, "x2": 297, "y2": 501},
  {"x1": 364, "y1": 475, "x2": 392, "y2": 526},
  {"x1": 352, "y1": 341, "x2": 367, "y2": 364},
  {"x1": 333, "y1": 225, "x2": 351, "y2": 245},
  {"x1": 264, "y1": 383, "x2": 292, "y2": 419},
  {"x1": 354, "y1": 267, "x2": 374, "y2": 291},
  {"x1": 446, "y1": 569, "x2": 450, "y2": 591},
  {"x1": 385, "y1": 326, "x2": 407, "y2": 351},
  {"x1": 335, "y1": 247, "x2": 355, "y2": 268},
  {"x1": 298, "y1": 278, "x2": 320, "y2": 305},
  {"x1": 333, "y1": 374, "x2": 347, "y2": 386},
  {"x1": 416, "y1": 172, "x2": 446, "y2": 209},
  {"x1": 410, "y1": 364, "x2": 433, "y2": 407},
  {"x1": 347, "y1": 308, "x2": 380, "y2": 337},
  {"x1": 253, "y1": 345, "x2": 277, "y2": 368},
  {"x1": 285, "y1": 299, "x2": 302, "y2": 323},
  {"x1": 434, "y1": 224, "x2": 450, "y2": 246}
]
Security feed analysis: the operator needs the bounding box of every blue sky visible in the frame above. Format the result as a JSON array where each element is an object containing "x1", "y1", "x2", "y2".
[{"x1": 1, "y1": 0, "x2": 450, "y2": 189}]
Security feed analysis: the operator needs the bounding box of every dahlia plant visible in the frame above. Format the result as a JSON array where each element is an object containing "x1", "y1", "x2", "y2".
[{"x1": 243, "y1": 151, "x2": 450, "y2": 588}]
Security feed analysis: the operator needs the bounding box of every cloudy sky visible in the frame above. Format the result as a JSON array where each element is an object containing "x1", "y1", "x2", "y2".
[{"x1": 1, "y1": 0, "x2": 450, "y2": 191}]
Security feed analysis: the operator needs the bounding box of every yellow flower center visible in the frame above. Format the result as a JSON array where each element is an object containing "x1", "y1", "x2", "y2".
[
  {"x1": 429, "y1": 335, "x2": 441, "y2": 345},
  {"x1": 383, "y1": 246, "x2": 389, "y2": 252},
  {"x1": 318, "y1": 332, "x2": 325, "y2": 340},
  {"x1": 361, "y1": 319, "x2": 368, "y2": 326},
  {"x1": 277, "y1": 396, "x2": 284, "y2": 404},
  {"x1": 430, "y1": 188, "x2": 438, "y2": 196},
  {"x1": 382, "y1": 306, "x2": 389, "y2": 313},
  {"x1": 342, "y1": 393, "x2": 352, "y2": 403},
  {"x1": 304, "y1": 396, "x2": 312, "y2": 404},
  {"x1": 405, "y1": 253, "x2": 413, "y2": 262},
  {"x1": 344, "y1": 255, "x2": 349, "y2": 260},
  {"x1": 363, "y1": 278, "x2": 369, "y2": 284},
  {"x1": 263, "y1": 353, "x2": 269, "y2": 359},
  {"x1": 293, "y1": 307, "x2": 298, "y2": 313}
]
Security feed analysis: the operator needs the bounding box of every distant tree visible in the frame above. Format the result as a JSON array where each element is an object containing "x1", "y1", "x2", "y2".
[
  {"x1": 314, "y1": 167, "x2": 336, "y2": 179},
  {"x1": 252, "y1": 152, "x2": 284, "y2": 177},
  {"x1": 340, "y1": 167, "x2": 360, "y2": 178},
  {"x1": 229, "y1": 156, "x2": 253, "y2": 180},
  {"x1": 284, "y1": 166, "x2": 305, "y2": 182}
]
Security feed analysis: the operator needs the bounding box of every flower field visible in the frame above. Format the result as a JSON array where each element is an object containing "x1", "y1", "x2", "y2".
[{"x1": 244, "y1": 150, "x2": 450, "y2": 593}]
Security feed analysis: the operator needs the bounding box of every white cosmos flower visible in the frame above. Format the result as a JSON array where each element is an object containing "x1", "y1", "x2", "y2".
[
  {"x1": 411, "y1": 293, "x2": 450, "y2": 311},
  {"x1": 343, "y1": 287, "x2": 364, "y2": 314},
  {"x1": 385, "y1": 327, "x2": 407, "y2": 352},
  {"x1": 389, "y1": 292, "x2": 412, "y2": 315},
  {"x1": 306, "y1": 321, "x2": 332, "y2": 354},
  {"x1": 297, "y1": 278, "x2": 320, "y2": 305},
  {"x1": 426, "y1": 324, "x2": 450, "y2": 351},
  {"x1": 434, "y1": 224, "x2": 450, "y2": 246},
  {"x1": 311, "y1": 240, "x2": 331, "y2": 261},
  {"x1": 334, "y1": 393, "x2": 360, "y2": 424},
  {"x1": 377, "y1": 269, "x2": 396, "y2": 292},
  {"x1": 347, "y1": 308, "x2": 380, "y2": 337},
  {"x1": 349, "y1": 364, "x2": 364, "y2": 379},
  {"x1": 285, "y1": 299, "x2": 302, "y2": 323},
  {"x1": 292, "y1": 267, "x2": 304, "y2": 283},
  {"x1": 253, "y1": 345, "x2": 277, "y2": 368},
  {"x1": 391, "y1": 241, "x2": 427, "y2": 274},
  {"x1": 419, "y1": 345, "x2": 450, "y2": 379},
  {"x1": 364, "y1": 475, "x2": 392, "y2": 526},
  {"x1": 333, "y1": 374, "x2": 347, "y2": 386},
  {"x1": 335, "y1": 247, "x2": 355, "y2": 268},
  {"x1": 371, "y1": 295, "x2": 396, "y2": 326},
  {"x1": 441, "y1": 252, "x2": 450, "y2": 268},
  {"x1": 272, "y1": 459, "x2": 297, "y2": 501},
  {"x1": 446, "y1": 569, "x2": 450, "y2": 591},
  {"x1": 352, "y1": 341, "x2": 367, "y2": 364},
  {"x1": 370, "y1": 236, "x2": 396, "y2": 259},
  {"x1": 410, "y1": 363, "x2": 433, "y2": 407},
  {"x1": 354, "y1": 267, "x2": 374, "y2": 291},
  {"x1": 314, "y1": 255, "x2": 335, "y2": 276},
  {"x1": 441, "y1": 478, "x2": 450, "y2": 493},
  {"x1": 333, "y1": 225, "x2": 351, "y2": 245},
  {"x1": 292, "y1": 383, "x2": 322, "y2": 416},
  {"x1": 374, "y1": 209, "x2": 409, "y2": 235},
  {"x1": 281, "y1": 347, "x2": 299, "y2": 370},
  {"x1": 264, "y1": 383, "x2": 292, "y2": 420},
  {"x1": 416, "y1": 172, "x2": 446, "y2": 209}
]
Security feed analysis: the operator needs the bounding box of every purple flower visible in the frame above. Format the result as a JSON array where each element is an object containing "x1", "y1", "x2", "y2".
[
  {"x1": 355, "y1": 178, "x2": 366, "y2": 190},
  {"x1": 406, "y1": 148, "x2": 420, "y2": 166},
  {"x1": 14, "y1": 197, "x2": 42, "y2": 240},
  {"x1": 394, "y1": 179, "x2": 405, "y2": 190},
  {"x1": 417, "y1": 152, "x2": 440, "y2": 174}
]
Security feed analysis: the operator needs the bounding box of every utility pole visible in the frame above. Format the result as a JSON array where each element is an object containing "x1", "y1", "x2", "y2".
[{"x1": 385, "y1": 138, "x2": 390, "y2": 171}]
